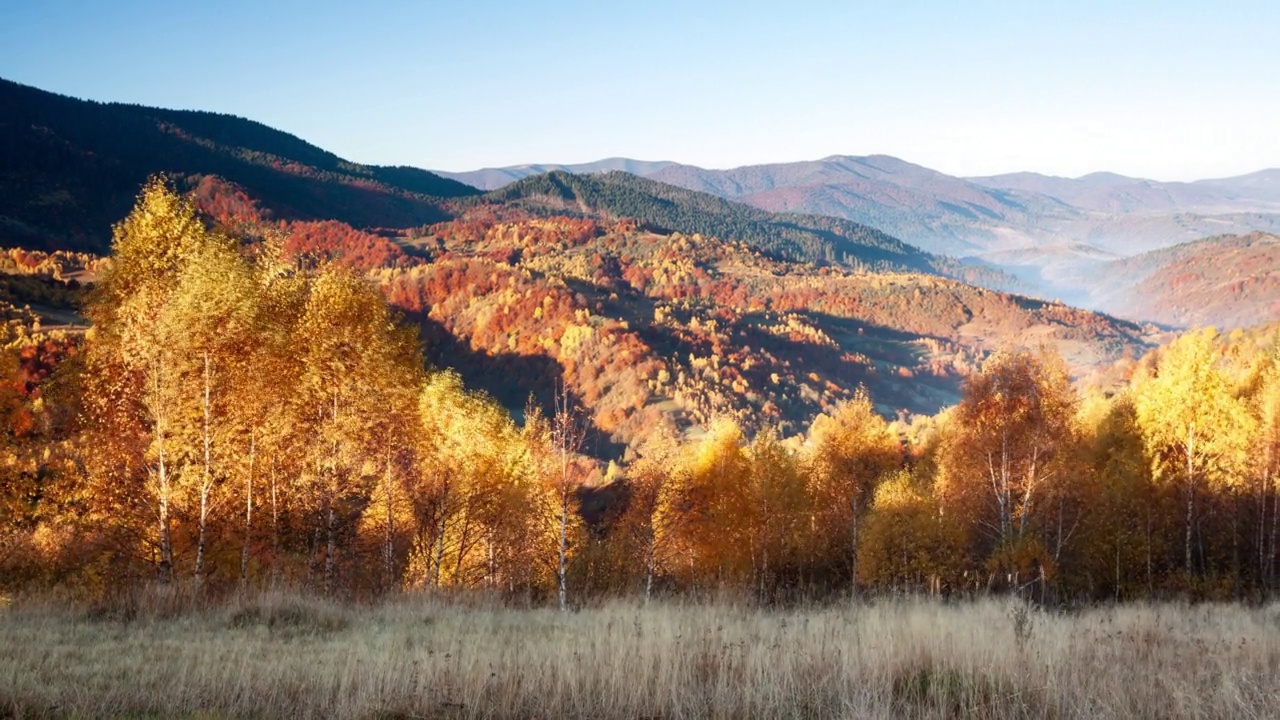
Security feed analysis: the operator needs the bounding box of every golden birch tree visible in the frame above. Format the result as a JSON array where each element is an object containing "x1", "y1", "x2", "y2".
[{"x1": 1135, "y1": 328, "x2": 1254, "y2": 577}]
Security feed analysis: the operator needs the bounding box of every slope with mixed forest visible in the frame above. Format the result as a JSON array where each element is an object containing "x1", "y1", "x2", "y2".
[
  {"x1": 159, "y1": 172, "x2": 1153, "y2": 452},
  {"x1": 1073, "y1": 232, "x2": 1280, "y2": 329},
  {"x1": 0, "y1": 78, "x2": 478, "y2": 253},
  {"x1": 473, "y1": 170, "x2": 1023, "y2": 291}
]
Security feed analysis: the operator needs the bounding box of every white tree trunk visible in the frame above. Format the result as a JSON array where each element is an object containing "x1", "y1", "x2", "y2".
[
  {"x1": 241, "y1": 430, "x2": 255, "y2": 589},
  {"x1": 383, "y1": 448, "x2": 394, "y2": 591},
  {"x1": 153, "y1": 363, "x2": 174, "y2": 584},
  {"x1": 195, "y1": 351, "x2": 213, "y2": 590},
  {"x1": 1186, "y1": 422, "x2": 1196, "y2": 575},
  {"x1": 558, "y1": 486, "x2": 568, "y2": 612}
]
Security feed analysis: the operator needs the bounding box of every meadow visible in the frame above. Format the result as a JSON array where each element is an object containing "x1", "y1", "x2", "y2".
[{"x1": 2, "y1": 592, "x2": 1278, "y2": 719}]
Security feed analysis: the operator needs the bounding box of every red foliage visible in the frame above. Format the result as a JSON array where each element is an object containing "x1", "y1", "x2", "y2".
[
  {"x1": 189, "y1": 175, "x2": 270, "y2": 227},
  {"x1": 282, "y1": 220, "x2": 415, "y2": 271}
]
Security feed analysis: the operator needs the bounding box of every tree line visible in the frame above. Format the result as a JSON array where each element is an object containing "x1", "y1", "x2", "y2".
[{"x1": 1, "y1": 179, "x2": 1278, "y2": 603}]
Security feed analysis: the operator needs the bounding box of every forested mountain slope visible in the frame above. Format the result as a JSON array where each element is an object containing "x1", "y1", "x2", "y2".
[
  {"x1": 478, "y1": 170, "x2": 1021, "y2": 290},
  {"x1": 1074, "y1": 232, "x2": 1280, "y2": 329},
  {"x1": 0, "y1": 78, "x2": 478, "y2": 253}
]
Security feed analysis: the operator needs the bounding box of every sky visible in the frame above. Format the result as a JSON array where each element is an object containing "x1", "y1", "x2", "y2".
[{"x1": 2, "y1": 0, "x2": 1278, "y2": 180}]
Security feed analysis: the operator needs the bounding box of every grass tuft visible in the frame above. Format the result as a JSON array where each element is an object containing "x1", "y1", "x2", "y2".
[{"x1": 224, "y1": 593, "x2": 351, "y2": 637}]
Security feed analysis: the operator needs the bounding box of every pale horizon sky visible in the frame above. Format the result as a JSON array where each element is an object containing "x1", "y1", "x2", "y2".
[{"x1": 3, "y1": 1, "x2": 1277, "y2": 181}]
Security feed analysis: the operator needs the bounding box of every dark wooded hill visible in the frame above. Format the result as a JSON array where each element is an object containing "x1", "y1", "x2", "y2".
[{"x1": 0, "y1": 77, "x2": 478, "y2": 252}]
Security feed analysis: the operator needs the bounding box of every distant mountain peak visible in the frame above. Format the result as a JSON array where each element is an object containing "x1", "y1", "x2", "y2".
[
  {"x1": 1074, "y1": 171, "x2": 1139, "y2": 185},
  {"x1": 814, "y1": 153, "x2": 915, "y2": 169},
  {"x1": 436, "y1": 158, "x2": 678, "y2": 190}
]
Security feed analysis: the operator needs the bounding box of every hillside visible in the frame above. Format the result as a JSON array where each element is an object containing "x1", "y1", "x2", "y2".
[
  {"x1": 476, "y1": 170, "x2": 1023, "y2": 290},
  {"x1": 1194, "y1": 168, "x2": 1280, "y2": 199},
  {"x1": 327, "y1": 193, "x2": 1153, "y2": 446},
  {"x1": 150, "y1": 173, "x2": 1149, "y2": 451},
  {"x1": 1076, "y1": 232, "x2": 1280, "y2": 329},
  {"x1": 0, "y1": 78, "x2": 478, "y2": 253},
  {"x1": 484, "y1": 170, "x2": 932, "y2": 268}
]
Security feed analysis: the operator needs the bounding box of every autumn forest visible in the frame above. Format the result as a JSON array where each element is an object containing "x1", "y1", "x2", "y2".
[{"x1": 1, "y1": 178, "x2": 1278, "y2": 608}]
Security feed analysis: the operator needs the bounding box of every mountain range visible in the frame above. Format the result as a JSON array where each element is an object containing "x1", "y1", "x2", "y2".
[
  {"x1": 439, "y1": 154, "x2": 1280, "y2": 307},
  {"x1": 0, "y1": 78, "x2": 1015, "y2": 290},
  {"x1": 2, "y1": 73, "x2": 1276, "y2": 460},
  {"x1": 5, "y1": 76, "x2": 1275, "y2": 336}
]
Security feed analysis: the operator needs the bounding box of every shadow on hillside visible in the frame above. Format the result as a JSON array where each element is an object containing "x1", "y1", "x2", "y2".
[
  {"x1": 606, "y1": 293, "x2": 965, "y2": 420},
  {"x1": 775, "y1": 312, "x2": 967, "y2": 417},
  {"x1": 406, "y1": 310, "x2": 629, "y2": 462}
]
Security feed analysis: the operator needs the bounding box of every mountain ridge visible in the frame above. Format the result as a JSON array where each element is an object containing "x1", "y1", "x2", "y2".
[
  {"x1": 1073, "y1": 231, "x2": 1280, "y2": 329},
  {"x1": 437, "y1": 158, "x2": 679, "y2": 190},
  {"x1": 0, "y1": 77, "x2": 479, "y2": 252},
  {"x1": 445, "y1": 153, "x2": 1280, "y2": 201},
  {"x1": 440, "y1": 154, "x2": 1280, "y2": 263}
]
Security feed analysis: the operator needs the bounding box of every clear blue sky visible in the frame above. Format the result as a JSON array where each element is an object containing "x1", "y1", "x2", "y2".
[{"x1": 3, "y1": 0, "x2": 1277, "y2": 180}]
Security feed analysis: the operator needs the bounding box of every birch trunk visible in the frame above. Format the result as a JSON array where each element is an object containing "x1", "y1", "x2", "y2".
[
  {"x1": 194, "y1": 351, "x2": 213, "y2": 590},
  {"x1": 1186, "y1": 422, "x2": 1196, "y2": 575},
  {"x1": 154, "y1": 363, "x2": 174, "y2": 584}
]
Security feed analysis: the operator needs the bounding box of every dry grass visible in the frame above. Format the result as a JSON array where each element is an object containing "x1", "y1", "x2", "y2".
[{"x1": 2, "y1": 592, "x2": 1278, "y2": 719}]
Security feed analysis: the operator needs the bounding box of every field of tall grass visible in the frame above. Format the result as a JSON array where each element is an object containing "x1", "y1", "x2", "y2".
[{"x1": 2, "y1": 591, "x2": 1278, "y2": 718}]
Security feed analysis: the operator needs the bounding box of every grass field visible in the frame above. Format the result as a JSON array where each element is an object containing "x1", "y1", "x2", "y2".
[{"x1": 2, "y1": 592, "x2": 1278, "y2": 718}]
